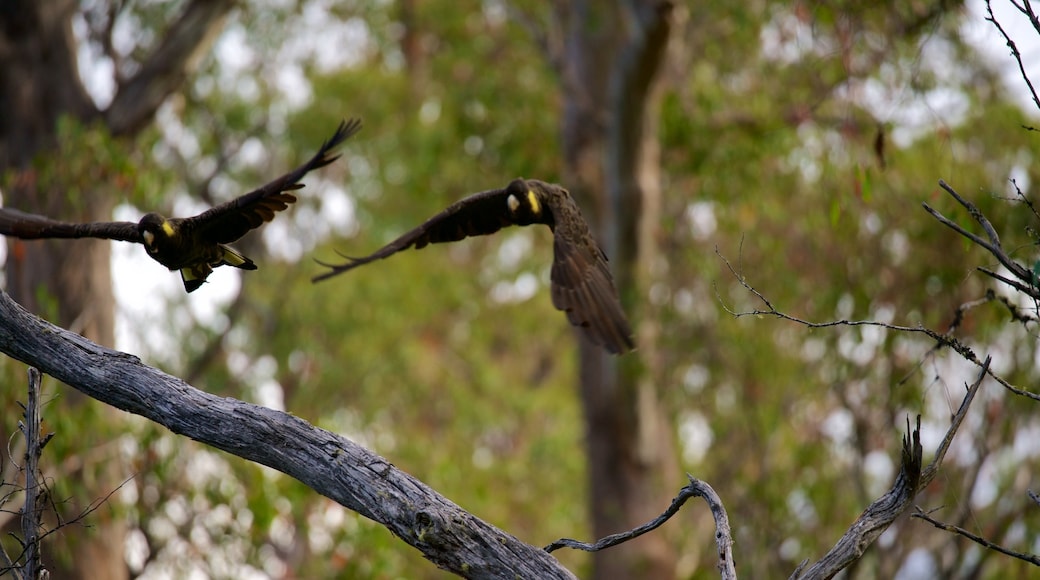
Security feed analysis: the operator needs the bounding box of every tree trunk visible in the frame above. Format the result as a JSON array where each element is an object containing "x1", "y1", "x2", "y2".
[
  {"x1": 0, "y1": 2, "x2": 232, "y2": 576},
  {"x1": 557, "y1": 1, "x2": 678, "y2": 578}
]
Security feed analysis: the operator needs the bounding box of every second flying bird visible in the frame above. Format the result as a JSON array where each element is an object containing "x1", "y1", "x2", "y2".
[{"x1": 313, "y1": 178, "x2": 635, "y2": 355}]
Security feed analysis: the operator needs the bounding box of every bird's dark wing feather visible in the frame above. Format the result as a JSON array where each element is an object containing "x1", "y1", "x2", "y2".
[
  {"x1": 549, "y1": 236, "x2": 635, "y2": 354},
  {"x1": 0, "y1": 208, "x2": 141, "y2": 243},
  {"x1": 188, "y1": 118, "x2": 363, "y2": 244},
  {"x1": 312, "y1": 185, "x2": 525, "y2": 282}
]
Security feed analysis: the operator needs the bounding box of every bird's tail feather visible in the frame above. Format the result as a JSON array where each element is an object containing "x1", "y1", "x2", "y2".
[
  {"x1": 181, "y1": 267, "x2": 209, "y2": 293},
  {"x1": 219, "y1": 245, "x2": 258, "y2": 270}
]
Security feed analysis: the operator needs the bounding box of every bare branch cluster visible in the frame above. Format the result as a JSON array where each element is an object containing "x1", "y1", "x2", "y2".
[
  {"x1": 1, "y1": 369, "x2": 128, "y2": 579},
  {"x1": 718, "y1": 175, "x2": 1040, "y2": 576}
]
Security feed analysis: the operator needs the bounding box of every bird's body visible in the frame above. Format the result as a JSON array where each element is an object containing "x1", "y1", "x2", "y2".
[
  {"x1": 314, "y1": 178, "x2": 635, "y2": 354},
  {"x1": 0, "y1": 118, "x2": 361, "y2": 292},
  {"x1": 136, "y1": 211, "x2": 262, "y2": 291}
]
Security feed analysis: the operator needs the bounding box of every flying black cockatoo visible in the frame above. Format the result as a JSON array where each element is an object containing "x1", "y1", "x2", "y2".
[
  {"x1": 313, "y1": 178, "x2": 635, "y2": 354},
  {"x1": 0, "y1": 119, "x2": 361, "y2": 292}
]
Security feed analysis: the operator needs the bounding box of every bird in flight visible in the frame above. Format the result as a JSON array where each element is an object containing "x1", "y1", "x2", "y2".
[
  {"x1": 313, "y1": 178, "x2": 635, "y2": 354},
  {"x1": 0, "y1": 119, "x2": 361, "y2": 292}
]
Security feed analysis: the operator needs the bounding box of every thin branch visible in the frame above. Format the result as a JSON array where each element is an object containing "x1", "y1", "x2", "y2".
[
  {"x1": 977, "y1": 268, "x2": 1038, "y2": 299},
  {"x1": 546, "y1": 475, "x2": 736, "y2": 579},
  {"x1": 921, "y1": 357, "x2": 990, "y2": 487},
  {"x1": 18, "y1": 368, "x2": 45, "y2": 579},
  {"x1": 719, "y1": 245, "x2": 1040, "y2": 404},
  {"x1": 34, "y1": 476, "x2": 134, "y2": 547},
  {"x1": 720, "y1": 230, "x2": 1000, "y2": 578},
  {"x1": 911, "y1": 506, "x2": 1040, "y2": 566},
  {"x1": 926, "y1": 180, "x2": 1036, "y2": 289},
  {"x1": 986, "y1": 0, "x2": 1040, "y2": 113},
  {"x1": 714, "y1": 245, "x2": 981, "y2": 363},
  {"x1": 1009, "y1": 178, "x2": 1040, "y2": 223}
]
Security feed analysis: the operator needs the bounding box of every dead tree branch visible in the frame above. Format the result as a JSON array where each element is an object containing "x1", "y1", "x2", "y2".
[
  {"x1": 791, "y1": 417, "x2": 924, "y2": 579},
  {"x1": 16, "y1": 368, "x2": 46, "y2": 580},
  {"x1": 985, "y1": 0, "x2": 1040, "y2": 113},
  {"x1": 717, "y1": 242, "x2": 997, "y2": 578},
  {"x1": 911, "y1": 505, "x2": 1040, "y2": 566},
  {"x1": 546, "y1": 474, "x2": 736, "y2": 578},
  {"x1": 792, "y1": 357, "x2": 990, "y2": 579},
  {"x1": 922, "y1": 179, "x2": 1039, "y2": 300},
  {"x1": 716, "y1": 245, "x2": 1040, "y2": 402},
  {"x1": 0, "y1": 290, "x2": 576, "y2": 580}
]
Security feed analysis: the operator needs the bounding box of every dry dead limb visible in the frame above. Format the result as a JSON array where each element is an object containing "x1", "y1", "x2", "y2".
[
  {"x1": 922, "y1": 180, "x2": 1039, "y2": 300},
  {"x1": 985, "y1": 0, "x2": 1040, "y2": 113},
  {"x1": 716, "y1": 244, "x2": 1040, "y2": 404},
  {"x1": 911, "y1": 506, "x2": 1040, "y2": 567},
  {"x1": 0, "y1": 291, "x2": 576, "y2": 580},
  {"x1": 546, "y1": 475, "x2": 736, "y2": 579},
  {"x1": 793, "y1": 357, "x2": 991, "y2": 579},
  {"x1": 790, "y1": 417, "x2": 924, "y2": 580}
]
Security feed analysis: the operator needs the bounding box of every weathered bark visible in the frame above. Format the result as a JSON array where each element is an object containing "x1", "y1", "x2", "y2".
[
  {"x1": 0, "y1": 1, "x2": 233, "y2": 577},
  {"x1": 556, "y1": 1, "x2": 678, "y2": 578},
  {"x1": 0, "y1": 291, "x2": 577, "y2": 580}
]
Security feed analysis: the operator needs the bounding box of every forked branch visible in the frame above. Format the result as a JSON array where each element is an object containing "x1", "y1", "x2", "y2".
[
  {"x1": 546, "y1": 475, "x2": 736, "y2": 579},
  {"x1": 793, "y1": 358, "x2": 991, "y2": 579}
]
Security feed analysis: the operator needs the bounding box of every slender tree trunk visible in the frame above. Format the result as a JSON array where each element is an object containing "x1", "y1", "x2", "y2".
[
  {"x1": 557, "y1": 1, "x2": 678, "y2": 578},
  {"x1": 0, "y1": 2, "x2": 232, "y2": 576}
]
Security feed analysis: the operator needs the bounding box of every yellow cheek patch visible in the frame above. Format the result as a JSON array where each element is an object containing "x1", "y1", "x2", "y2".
[
  {"x1": 161, "y1": 221, "x2": 176, "y2": 237},
  {"x1": 526, "y1": 190, "x2": 541, "y2": 215}
]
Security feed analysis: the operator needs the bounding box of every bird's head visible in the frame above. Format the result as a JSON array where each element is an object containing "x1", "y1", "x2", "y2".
[
  {"x1": 138, "y1": 213, "x2": 173, "y2": 254},
  {"x1": 505, "y1": 178, "x2": 543, "y2": 225}
]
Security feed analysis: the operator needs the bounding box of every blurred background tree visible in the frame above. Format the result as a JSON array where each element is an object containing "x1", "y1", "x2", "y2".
[{"x1": 3, "y1": 0, "x2": 1040, "y2": 578}]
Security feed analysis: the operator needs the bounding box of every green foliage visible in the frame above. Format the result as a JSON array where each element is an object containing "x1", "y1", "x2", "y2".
[{"x1": 32, "y1": 116, "x2": 169, "y2": 213}]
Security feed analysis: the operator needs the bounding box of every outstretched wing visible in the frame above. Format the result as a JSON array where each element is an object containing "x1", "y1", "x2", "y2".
[
  {"x1": 0, "y1": 207, "x2": 141, "y2": 243},
  {"x1": 187, "y1": 118, "x2": 363, "y2": 245},
  {"x1": 549, "y1": 235, "x2": 635, "y2": 354},
  {"x1": 312, "y1": 183, "x2": 534, "y2": 282}
]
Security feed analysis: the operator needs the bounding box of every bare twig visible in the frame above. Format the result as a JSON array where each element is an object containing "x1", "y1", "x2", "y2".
[
  {"x1": 18, "y1": 367, "x2": 47, "y2": 579},
  {"x1": 716, "y1": 207, "x2": 1040, "y2": 403},
  {"x1": 911, "y1": 506, "x2": 1040, "y2": 566},
  {"x1": 546, "y1": 475, "x2": 736, "y2": 579},
  {"x1": 921, "y1": 357, "x2": 990, "y2": 487},
  {"x1": 1009, "y1": 178, "x2": 1040, "y2": 223},
  {"x1": 714, "y1": 245, "x2": 981, "y2": 363},
  {"x1": 923, "y1": 180, "x2": 1037, "y2": 295},
  {"x1": 977, "y1": 268, "x2": 1038, "y2": 299},
  {"x1": 986, "y1": 0, "x2": 1040, "y2": 113}
]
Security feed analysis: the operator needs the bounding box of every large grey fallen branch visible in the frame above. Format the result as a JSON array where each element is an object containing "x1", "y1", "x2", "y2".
[{"x1": 0, "y1": 290, "x2": 575, "y2": 580}]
